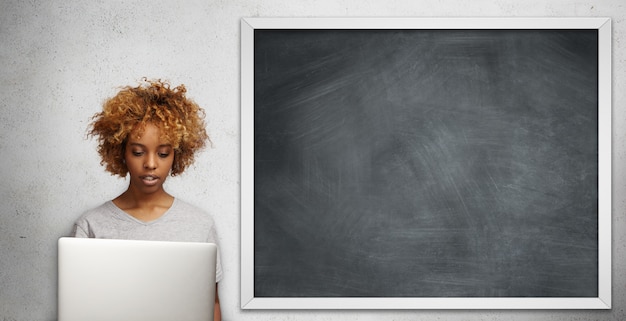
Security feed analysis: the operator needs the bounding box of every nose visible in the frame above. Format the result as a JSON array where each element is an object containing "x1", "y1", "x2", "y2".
[{"x1": 144, "y1": 154, "x2": 157, "y2": 170}]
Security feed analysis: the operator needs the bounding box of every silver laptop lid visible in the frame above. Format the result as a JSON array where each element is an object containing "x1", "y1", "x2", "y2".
[{"x1": 58, "y1": 237, "x2": 216, "y2": 321}]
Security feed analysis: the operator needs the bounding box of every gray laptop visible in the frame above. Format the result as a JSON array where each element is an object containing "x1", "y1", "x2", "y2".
[{"x1": 58, "y1": 237, "x2": 216, "y2": 321}]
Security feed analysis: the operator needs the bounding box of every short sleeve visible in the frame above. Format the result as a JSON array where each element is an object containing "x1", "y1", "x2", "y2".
[
  {"x1": 71, "y1": 220, "x2": 90, "y2": 238},
  {"x1": 205, "y1": 219, "x2": 223, "y2": 283}
]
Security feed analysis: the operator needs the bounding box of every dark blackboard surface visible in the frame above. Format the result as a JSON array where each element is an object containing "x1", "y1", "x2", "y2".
[{"x1": 253, "y1": 29, "x2": 598, "y2": 298}]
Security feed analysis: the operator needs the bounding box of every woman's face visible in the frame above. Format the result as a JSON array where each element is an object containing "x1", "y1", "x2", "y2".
[{"x1": 124, "y1": 123, "x2": 175, "y2": 195}]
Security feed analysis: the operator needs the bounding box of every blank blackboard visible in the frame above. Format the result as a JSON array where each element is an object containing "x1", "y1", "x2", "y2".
[{"x1": 241, "y1": 17, "x2": 611, "y2": 309}]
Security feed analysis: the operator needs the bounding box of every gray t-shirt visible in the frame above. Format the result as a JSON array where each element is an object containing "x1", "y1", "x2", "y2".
[{"x1": 71, "y1": 198, "x2": 223, "y2": 283}]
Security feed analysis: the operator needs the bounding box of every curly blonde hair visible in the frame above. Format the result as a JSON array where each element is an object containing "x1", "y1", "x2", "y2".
[{"x1": 89, "y1": 79, "x2": 210, "y2": 177}]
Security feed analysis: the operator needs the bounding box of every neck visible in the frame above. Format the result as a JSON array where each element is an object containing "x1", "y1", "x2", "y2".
[
  {"x1": 113, "y1": 186, "x2": 175, "y2": 222},
  {"x1": 117, "y1": 185, "x2": 173, "y2": 208}
]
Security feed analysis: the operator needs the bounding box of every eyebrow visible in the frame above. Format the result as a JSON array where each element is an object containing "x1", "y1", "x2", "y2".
[{"x1": 128, "y1": 142, "x2": 173, "y2": 148}]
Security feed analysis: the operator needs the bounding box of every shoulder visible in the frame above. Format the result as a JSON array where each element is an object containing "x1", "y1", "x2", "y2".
[
  {"x1": 71, "y1": 201, "x2": 120, "y2": 237},
  {"x1": 161, "y1": 198, "x2": 220, "y2": 242},
  {"x1": 172, "y1": 198, "x2": 205, "y2": 212},
  {"x1": 169, "y1": 198, "x2": 216, "y2": 225},
  {"x1": 75, "y1": 201, "x2": 119, "y2": 222}
]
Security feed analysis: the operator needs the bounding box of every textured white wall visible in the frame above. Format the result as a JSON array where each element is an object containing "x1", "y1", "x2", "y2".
[{"x1": 0, "y1": 0, "x2": 624, "y2": 320}]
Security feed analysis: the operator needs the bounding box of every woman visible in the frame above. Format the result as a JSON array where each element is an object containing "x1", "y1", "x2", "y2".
[{"x1": 71, "y1": 78, "x2": 222, "y2": 320}]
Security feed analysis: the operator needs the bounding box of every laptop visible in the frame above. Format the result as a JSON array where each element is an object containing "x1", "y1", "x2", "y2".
[{"x1": 58, "y1": 237, "x2": 217, "y2": 321}]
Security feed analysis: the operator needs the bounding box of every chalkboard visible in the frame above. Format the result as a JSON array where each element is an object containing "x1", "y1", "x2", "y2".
[{"x1": 241, "y1": 18, "x2": 612, "y2": 309}]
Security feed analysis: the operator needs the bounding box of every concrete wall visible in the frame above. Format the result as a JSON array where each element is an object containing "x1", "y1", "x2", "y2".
[{"x1": 0, "y1": 0, "x2": 623, "y2": 320}]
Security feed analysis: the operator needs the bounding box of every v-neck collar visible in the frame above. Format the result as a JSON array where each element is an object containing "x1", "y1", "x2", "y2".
[{"x1": 107, "y1": 198, "x2": 178, "y2": 225}]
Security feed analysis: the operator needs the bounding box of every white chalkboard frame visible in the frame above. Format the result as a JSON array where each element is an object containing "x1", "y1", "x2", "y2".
[{"x1": 240, "y1": 17, "x2": 612, "y2": 309}]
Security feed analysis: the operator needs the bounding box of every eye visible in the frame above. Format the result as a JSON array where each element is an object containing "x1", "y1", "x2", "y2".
[
  {"x1": 158, "y1": 152, "x2": 170, "y2": 158},
  {"x1": 132, "y1": 151, "x2": 144, "y2": 156}
]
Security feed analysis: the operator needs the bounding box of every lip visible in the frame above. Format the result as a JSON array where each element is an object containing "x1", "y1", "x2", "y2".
[{"x1": 139, "y1": 175, "x2": 160, "y2": 186}]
